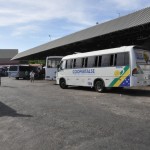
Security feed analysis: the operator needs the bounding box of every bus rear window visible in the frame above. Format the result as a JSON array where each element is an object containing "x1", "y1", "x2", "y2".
[
  {"x1": 135, "y1": 49, "x2": 150, "y2": 65},
  {"x1": 47, "y1": 58, "x2": 61, "y2": 68}
]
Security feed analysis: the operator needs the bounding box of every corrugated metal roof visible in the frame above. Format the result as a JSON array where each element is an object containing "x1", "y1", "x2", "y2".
[{"x1": 12, "y1": 7, "x2": 150, "y2": 60}]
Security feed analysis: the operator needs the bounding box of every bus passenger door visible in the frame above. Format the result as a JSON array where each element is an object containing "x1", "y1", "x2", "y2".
[{"x1": 57, "y1": 60, "x2": 66, "y2": 82}]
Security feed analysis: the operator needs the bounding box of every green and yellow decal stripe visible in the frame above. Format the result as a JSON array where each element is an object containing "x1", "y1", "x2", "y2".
[{"x1": 109, "y1": 66, "x2": 130, "y2": 87}]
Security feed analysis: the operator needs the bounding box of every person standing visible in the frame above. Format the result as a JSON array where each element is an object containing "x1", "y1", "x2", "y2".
[
  {"x1": 30, "y1": 70, "x2": 35, "y2": 83},
  {"x1": 25, "y1": 70, "x2": 29, "y2": 79}
]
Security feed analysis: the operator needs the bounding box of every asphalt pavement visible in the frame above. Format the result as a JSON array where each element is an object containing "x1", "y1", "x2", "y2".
[{"x1": 0, "y1": 77, "x2": 150, "y2": 150}]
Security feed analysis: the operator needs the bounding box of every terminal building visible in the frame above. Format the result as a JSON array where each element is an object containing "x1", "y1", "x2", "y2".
[
  {"x1": 0, "y1": 49, "x2": 19, "y2": 65},
  {"x1": 12, "y1": 7, "x2": 150, "y2": 61}
]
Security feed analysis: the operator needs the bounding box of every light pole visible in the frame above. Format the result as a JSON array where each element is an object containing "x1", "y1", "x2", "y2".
[
  {"x1": 118, "y1": 13, "x2": 120, "y2": 17},
  {"x1": 49, "y1": 35, "x2": 51, "y2": 41}
]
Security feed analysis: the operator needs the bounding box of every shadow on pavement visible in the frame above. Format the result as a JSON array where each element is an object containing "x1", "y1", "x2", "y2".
[
  {"x1": 0, "y1": 102, "x2": 33, "y2": 117},
  {"x1": 1, "y1": 85, "x2": 17, "y2": 88},
  {"x1": 106, "y1": 88, "x2": 150, "y2": 97},
  {"x1": 65, "y1": 86, "x2": 150, "y2": 97},
  {"x1": 67, "y1": 86, "x2": 95, "y2": 92}
]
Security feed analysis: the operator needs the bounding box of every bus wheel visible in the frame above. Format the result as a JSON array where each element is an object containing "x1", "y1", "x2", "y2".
[
  {"x1": 60, "y1": 79, "x2": 68, "y2": 89},
  {"x1": 94, "y1": 80, "x2": 105, "y2": 93},
  {"x1": 16, "y1": 77, "x2": 19, "y2": 80}
]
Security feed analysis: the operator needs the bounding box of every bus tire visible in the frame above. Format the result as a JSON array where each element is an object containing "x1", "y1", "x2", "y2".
[
  {"x1": 60, "y1": 79, "x2": 68, "y2": 89},
  {"x1": 94, "y1": 80, "x2": 105, "y2": 93},
  {"x1": 16, "y1": 77, "x2": 19, "y2": 80}
]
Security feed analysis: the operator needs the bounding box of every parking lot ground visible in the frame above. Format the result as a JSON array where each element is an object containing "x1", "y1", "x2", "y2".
[{"x1": 0, "y1": 77, "x2": 150, "y2": 150}]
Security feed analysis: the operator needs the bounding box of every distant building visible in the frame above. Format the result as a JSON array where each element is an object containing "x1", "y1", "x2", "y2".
[{"x1": 0, "y1": 49, "x2": 19, "y2": 65}]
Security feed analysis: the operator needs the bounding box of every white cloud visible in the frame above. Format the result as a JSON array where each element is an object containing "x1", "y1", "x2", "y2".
[
  {"x1": 113, "y1": 0, "x2": 140, "y2": 7},
  {"x1": 0, "y1": 0, "x2": 95, "y2": 26},
  {"x1": 109, "y1": 0, "x2": 150, "y2": 11},
  {"x1": 0, "y1": 0, "x2": 149, "y2": 27},
  {"x1": 11, "y1": 25, "x2": 40, "y2": 36}
]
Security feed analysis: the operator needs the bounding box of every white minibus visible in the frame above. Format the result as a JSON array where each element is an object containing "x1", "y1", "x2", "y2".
[
  {"x1": 45, "y1": 56, "x2": 62, "y2": 80},
  {"x1": 8, "y1": 65, "x2": 37, "y2": 80},
  {"x1": 56, "y1": 46, "x2": 150, "y2": 92}
]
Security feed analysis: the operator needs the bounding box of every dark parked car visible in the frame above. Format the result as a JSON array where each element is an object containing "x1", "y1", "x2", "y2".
[{"x1": 0, "y1": 67, "x2": 8, "y2": 77}]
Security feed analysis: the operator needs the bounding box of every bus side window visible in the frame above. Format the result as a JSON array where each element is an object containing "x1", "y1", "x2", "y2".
[
  {"x1": 101, "y1": 54, "x2": 111, "y2": 67},
  {"x1": 85, "y1": 58, "x2": 88, "y2": 68},
  {"x1": 98, "y1": 56, "x2": 102, "y2": 67},
  {"x1": 66, "y1": 59, "x2": 73, "y2": 69},
  {"x1": 75, "y1": 58, "x2": 82, "y2": 68},
  {"x1": 124, "y1": 52, "x2": 129, "y2": 65},
  {"x1": 73, "y1": 59, "x2": 76, "y2": 68},
  {"x1": 87, "y1": 56, "x2": 96, "y2": 68},
  {"x1": 115, "y1": 53, "x2": 125, "y2": 66},
  {"x1": 114, "y1": 54, "x2": 117, "y2": 66},
  {"x1": 95, "y1": 56, "x2": 98, "y2": 67},
  {"x1": 82, "y1": 58, "x2": 88, "y2": 68},
  {"x1": 82, "y1": 58, "x2": 85, "y2": 67},
  {"x1": 114, "y1": 52, "x2": 129, "y2": 66},
  {"x1": 110, "y1": 54, "x2": 114, "y2": 66}
]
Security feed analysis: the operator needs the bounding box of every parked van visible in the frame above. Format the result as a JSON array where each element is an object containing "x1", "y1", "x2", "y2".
[{"x1": 8, "y1": 65, "x2": 37, "y2": 79}]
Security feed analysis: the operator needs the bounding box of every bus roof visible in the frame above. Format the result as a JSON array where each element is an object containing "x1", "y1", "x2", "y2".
[
  {"x1": 46, "y1": 56, "x2": 63, "y2": 59},
  {"x1": 62, "y1": 46, "x2": 135, "y2": 60}
]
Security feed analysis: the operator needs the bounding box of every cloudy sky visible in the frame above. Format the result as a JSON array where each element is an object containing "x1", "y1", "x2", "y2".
[{"x1": 0, "y1": 0, "x2": 150, "y2": 52}]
